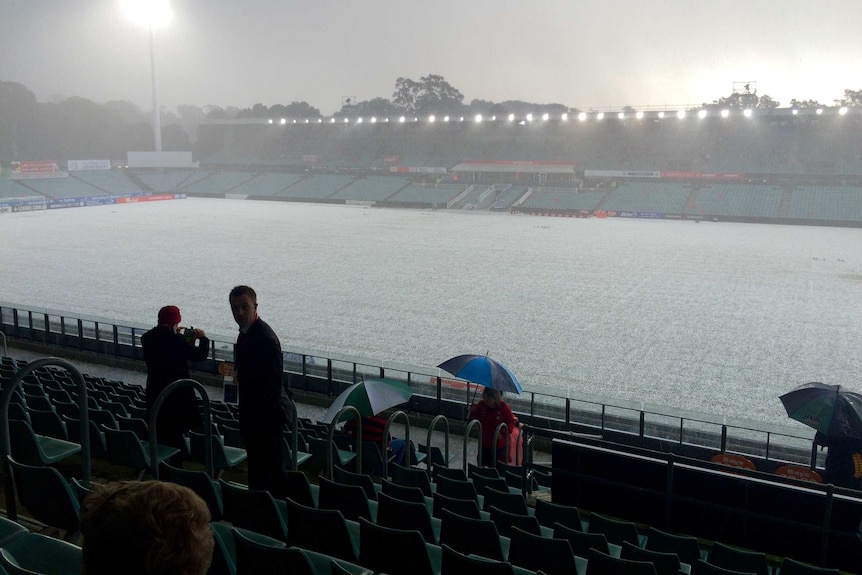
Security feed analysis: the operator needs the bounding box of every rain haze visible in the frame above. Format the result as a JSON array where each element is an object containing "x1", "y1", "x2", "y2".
[
  {"x1": 1, "y1": 0, "x2": 862, "y2": 434},
  {"x1": 1, "y1": 0, "x2": 861, "y2": 112}
]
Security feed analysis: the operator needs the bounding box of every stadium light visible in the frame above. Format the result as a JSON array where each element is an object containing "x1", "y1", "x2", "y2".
[
  {"x1": 268, "y1": 119, "x2": 273, "y2": 124},
  {"x1": 743, "y1": 109, "x2": 753, "y2": 117},
  {"x1": 357, "y1": 117, "x2": 364, "y2": 123},
  {"x1": 697, "y1": 109, "x2": 707, "y2": 119},
  {"x1": 839, "y1": 106, "x2": 849, "y2": 115},
  {"x1": 475, "y1": 114, "x2": 483, "y2": 123},
  {"x1": 596, "y1": 112, "x2": 605, "y2": 120},
  {"x1": 121, "y1": 0, "x2": 173, "y2": 153},
  {"x1": 542, "y1": 113, "x2": 549, "y2": 121},
  {"x1": 658, "y1": 111, "x2": 666, "y2": 119},
  {"x1": 578, "y1": 112, "x2": 587, "y2": 121},
  {"x1": 526, "y1": 113, "x2": 533, "y2": 122},
  {"x1": 635, "y1": 111, "x2": 644, "y2": 119},
  {"x1": 618, "y1": 112, "x2": 625, "y2": 120},
  {"x1": 399, "y1": 116, "x2": 406, "y2": 123},
  {"x1": 561, "y1": 113, "x2": 568, "y2": 121},
  {"x1": 508, "y1": 113, "x2": 515, "y2": 122},
  {"x1": 279, "y1": 118, "x2": 286, "y2": 125},
  {"x1": 816, "y1": 108, "x2": 823, "y2": 115},
  {"x1": 428, "y1": 115, "x2": 436, "y2": 123},
  {"x1": 676, "y1": 110, "x2": 686, "y2": 119},
  {"x1": 330, "y1": 118, "x2": 336, "y2": 123},
  {"x1": 343, "y1": 118, "x2": 349, "y2": 123},
  {"x1": 720, "y1": 109, "x2": 730, "y2": 118},
  {"x1": 370, "y1": 117, "x2": 377, "y2": 123},
  {"x1": 443, "y1": 116, "x2": 450, "y2": 122},
  {"x1": 791, "y1": 109, "x2": 799, "y2": 115},
  {"x1": 459, "y1": 116, "x2": 465, "y2": 122}
]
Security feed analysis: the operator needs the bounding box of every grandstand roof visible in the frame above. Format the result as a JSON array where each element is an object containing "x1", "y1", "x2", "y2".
[{"x1": 452, "y1": 161, "x2": 576, "y2": 174}]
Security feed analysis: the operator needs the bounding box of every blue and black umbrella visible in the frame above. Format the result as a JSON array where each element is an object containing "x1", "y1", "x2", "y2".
[{"x1": 437, "y1": 354, "x2": 523, "y2": 394}]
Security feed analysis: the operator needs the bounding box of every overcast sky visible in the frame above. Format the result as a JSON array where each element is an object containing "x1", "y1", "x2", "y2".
[{"x1": 2, "y1": 0, "x2": 861, "y2": 115}]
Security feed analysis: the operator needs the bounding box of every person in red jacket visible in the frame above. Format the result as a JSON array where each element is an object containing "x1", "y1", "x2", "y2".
[{"x1": 468, "y1": 387, "x2": 520, "y2": 467}]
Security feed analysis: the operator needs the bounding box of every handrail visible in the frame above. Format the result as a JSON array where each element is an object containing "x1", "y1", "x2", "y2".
[
  {"x1": 288, "y1": 401, "x2": 301, "y2": 471},
  {"x1": 463, "y1": 419, "x2": 482, "y2": 469},
  {"x1": 0, "y1": 331, "x2": 6, "y2": 356},
  {"x1": 0, "y1": 300, "x2": 823, "y2": 466},
  {"x1": 326, "y1": 405, "x2": 362, "y2": 479},
  {"x1": 424, "y1": 414, "x2": 450, "y2": 479},
  {"x1": 493, "y1": 422, "x2": 510, "y2": 468},
  {"x1": 384, "y1": 410, "x2": 412, "y2": 475},
  {"x1": 149, "y1": 378, "x2": 212, "y2": 479},
  {"x1": 0, "y1": 357, "x2": 91, "y2": 521}
]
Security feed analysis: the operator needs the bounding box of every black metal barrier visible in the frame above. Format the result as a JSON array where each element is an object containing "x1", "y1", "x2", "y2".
[{"x1": 551, "y1": 438, "x2": 862, "y2": 573}]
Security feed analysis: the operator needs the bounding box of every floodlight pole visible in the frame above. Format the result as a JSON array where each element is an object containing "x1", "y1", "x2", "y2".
[{"x1": 149, "y1": 26, "x2": 162, "y2": 153}]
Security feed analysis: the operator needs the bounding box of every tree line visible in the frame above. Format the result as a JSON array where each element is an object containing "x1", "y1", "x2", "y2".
[{"x1": 1, "y1": 76, "x2": 860, "y2": 163}]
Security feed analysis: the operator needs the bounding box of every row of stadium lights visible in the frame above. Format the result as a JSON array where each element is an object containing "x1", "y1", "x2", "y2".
[{"x1": 268, "y1": 106, "x2": 851, "y2": 125}]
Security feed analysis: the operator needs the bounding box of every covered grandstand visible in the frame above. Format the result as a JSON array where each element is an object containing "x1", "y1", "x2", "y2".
[{"x1": 2, "y1": 107, "x2": 862, "y2": 226}]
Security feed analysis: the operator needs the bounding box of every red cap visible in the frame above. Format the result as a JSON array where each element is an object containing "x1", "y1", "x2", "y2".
[{"x1": 157, "y1": 305, "x2": 181, "y2": 326}]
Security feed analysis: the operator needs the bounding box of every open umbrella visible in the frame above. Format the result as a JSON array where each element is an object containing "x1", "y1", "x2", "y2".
[
  {"x1": 437, "y1": 354, "x2": 523, "y2": 394},
  {"x1": 779, "y1": 382, "x2": 862, "y2": 439},
  {"x1": 322, "y1": 377, "x2": 414, "y2": 424}
]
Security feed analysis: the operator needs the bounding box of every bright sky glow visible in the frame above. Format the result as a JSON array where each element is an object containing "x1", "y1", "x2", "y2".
[
  {"x1": 2, "y1": 1, "x2": 861, "y2": 114},
  {"x1": 121, "y1": 0, "x2": 173, "y2": 30}
]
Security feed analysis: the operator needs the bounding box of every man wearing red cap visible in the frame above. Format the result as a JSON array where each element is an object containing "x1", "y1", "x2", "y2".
[{"x1": 142, "y1": 305, "x2": 209, "y2": 464}]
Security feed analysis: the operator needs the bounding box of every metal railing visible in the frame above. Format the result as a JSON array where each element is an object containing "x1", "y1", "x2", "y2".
[{"x1": 0, "y1": 301, "x2": 821, "y2": 469}]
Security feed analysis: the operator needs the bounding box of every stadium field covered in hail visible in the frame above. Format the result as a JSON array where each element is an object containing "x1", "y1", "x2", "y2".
[{"x1": 2, "y1": 198, "x2": 861, "y2": 426}]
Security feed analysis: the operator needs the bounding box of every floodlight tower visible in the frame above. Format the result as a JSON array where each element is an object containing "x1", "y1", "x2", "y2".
[{"x1": 122, "y1": 0, "x2": 173, "y2": 153}]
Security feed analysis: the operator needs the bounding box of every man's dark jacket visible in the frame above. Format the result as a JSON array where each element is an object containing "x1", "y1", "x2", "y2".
[{"x1": 142, "y1": 325, "x2": 209, "y2": 440}]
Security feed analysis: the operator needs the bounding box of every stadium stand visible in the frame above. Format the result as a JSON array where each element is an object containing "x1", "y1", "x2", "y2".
[
  {"x1": 598, "y1": 182, "x2": 692, "y2": 213},
  {"x1": 231, "y1": 173, "x2": 306, "y2": 197},
  {"x1": 683, "y1": 184, "x2": 784, "y2": 218},
  {"x1": 134, "y1": 169, "x2": 210, "y2": 192},
  {"x1": 21, "y1": 177, "x2": 106, "y2": 198},
  {"x1": 274, "y1": 174, "x2": 354, "y2": 199},
  {"x1": 0, "y1": 176, "x2": 43, "y2": 200},
  {"x1": 329, "y1": 176, "x2": 411, "y2": 202},
  {"x1": 520, "y1": 188, "x2": 605, "y2": 211},
  {"x1": 787, "y1": 185, "x2": 862, "y2": 221},
  {"x1": 387, "y1": 183, "x2": 462, "y2": 206},
  {"x1": 70, "y1": 171, "x2": 141, "y2": 195},
  {"x1": 180, "y1": 171, "x2": 257, "y2": 195}
]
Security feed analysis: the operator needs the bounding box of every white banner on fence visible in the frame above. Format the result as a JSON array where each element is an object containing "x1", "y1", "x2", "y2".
[{"x1": 67, "y1": 159, "x2": 112, "y2": 172}]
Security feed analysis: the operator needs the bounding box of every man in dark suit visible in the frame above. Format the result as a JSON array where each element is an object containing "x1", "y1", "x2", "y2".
[
  {"x1": 142, "y1": 305, "x2": 209, "y2": 465},
  {"x1": 229, "y1": 285, "x2": 294, "y2": 496}
]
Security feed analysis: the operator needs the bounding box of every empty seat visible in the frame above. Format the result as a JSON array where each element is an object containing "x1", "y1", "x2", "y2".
[
  {"x1": 6, "y1": 456, "x2": 81, "y2": 541},
  {"x1": 586, "y1": 547, "x2": 657, "y2": 575},
  {"x1": 708, "y1": 542, "x2": 770, "y2": 575},
  {"x1": 0, "y1": 532, "x2": 82, "y2": 575},
  {"x1": 284, "y1": 496, "x2": 359, "y2": 563},
  {"x1": 357, "y1": 516, "x2": 437, "y2": 575},
  {"x1": 376, "y1": 491, "x2": 439, "y2": 544}
]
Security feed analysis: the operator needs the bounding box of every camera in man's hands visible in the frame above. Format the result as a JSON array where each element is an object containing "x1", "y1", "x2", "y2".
[{"x1": 183, "y1": 327, "x2": 196, "y2": 343}]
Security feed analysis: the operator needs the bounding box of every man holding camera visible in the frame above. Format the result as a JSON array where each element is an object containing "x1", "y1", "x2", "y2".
[{"x1": 142, "y1": 305, "x2": 209, "y2": 465}]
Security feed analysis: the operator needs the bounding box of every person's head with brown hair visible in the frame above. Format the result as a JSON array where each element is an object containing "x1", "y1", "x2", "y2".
[
  {"x1": 80, "y1": 480, "x2": 213, "y2": 575},
  {"x1": 481, "y1": 387, "x2": 503, "y2": 406}
]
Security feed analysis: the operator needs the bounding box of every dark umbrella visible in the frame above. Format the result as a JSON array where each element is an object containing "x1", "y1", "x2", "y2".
[
  {"x1": 437, "y1": 354, "x2": 523, "y2": 394},
  {"x1": 779, "y1": 382, "x2": 862, "y2": 439}
]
